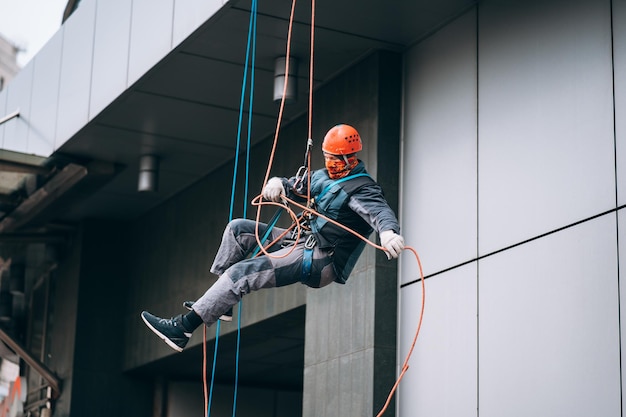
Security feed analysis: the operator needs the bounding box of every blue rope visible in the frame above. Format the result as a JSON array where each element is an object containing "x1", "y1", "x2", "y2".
[
  {"x1": 250, "y1": 208, "x2": 282, "y2": 258},
  {"x1": 233, "y1": 301, "x2": 243, "y2": 417},
  {"x1": 207, "y1": 320, "x2": 221, "y2": 415},
  {"x1": 233, "y1": 3, "x2": 257, "y2": 416},
  {"x1": 228, "y1": 0, "x2": 257, "y2": 222},
  {"x1": 208, "y1": 1, "x2": 258, "y2": 417},
  {"x1": 243, "y1": 0, "x2": 257, "y2": 220}
]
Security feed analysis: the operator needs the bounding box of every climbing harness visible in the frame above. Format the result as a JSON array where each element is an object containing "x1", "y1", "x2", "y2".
[
  {"x1": 316, "y1": 172, "x2": 372, "y2": 201},
  {"x1": 301, "y1": 234, "x2": 316, "y2": 281}
]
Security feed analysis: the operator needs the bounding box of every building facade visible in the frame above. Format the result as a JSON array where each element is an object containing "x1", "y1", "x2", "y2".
[
  {"x1": 400, "y1": 1, "x2": 625, "y2": 415},
  {"x1": 0, "y1": 0, "x2": 624, "y2": 416}
]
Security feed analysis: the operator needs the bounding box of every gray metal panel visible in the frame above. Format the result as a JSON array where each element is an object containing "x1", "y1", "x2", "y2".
[
  {"x1": 55, "y1": 0, "x2": 97, "y2": 148},
  {"x1": 128, "y1": 0, "x2": 175, "y2": 87},
  {"x1": 3, "y1": 63, "x2": 34, "y2": 153},
  {"x1": 89, "y1": 0, "x2": 132, "y2": 119},
  {"x1": 303, "y1": 350, "x2": 373, "y2": 417},
  {"x1": 180, "y1": 7, "x2": 391, "y2": 83},
  {"x1": 172, "y1": 0, "x2": 224, "y2": 47},
  {"x1": 478, "y1": 0, "x2": 615, "y2": 255},
  {"x1": 95, "y1": 91, "x2": 277, "y2": 147},
  {"x1": 617, "y1": 209, "x2": 626, "y2": 415},
  {"x1": 136, "y1": 53, "x2": 275, "y2": 117},
  {"x1": 615, "y1": 0, "x2": 626, "y2": 206},
  {"x1": 401, "y1": 9, "x2": 477, "y2": 279},
  {"x1": 398, "y1": 264, "x2": 477, "y2": 416},
  {"x1": 479, "y1": 214, "x2": 620, "y2": 416},
  {"x1": 28, "y1": 30, "x2": 64, "y2": 157},
  {"x1": 305, "y1": 269, "x2": 376, "y2": 365}
]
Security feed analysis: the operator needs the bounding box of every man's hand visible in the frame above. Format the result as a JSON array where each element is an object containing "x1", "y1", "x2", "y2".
[
  {"x1": 380, "y1": 230, "x2": 405, "y2": 259},
  {"x1": 262, "y1": 177, "x2": 285, "y2": 202}
]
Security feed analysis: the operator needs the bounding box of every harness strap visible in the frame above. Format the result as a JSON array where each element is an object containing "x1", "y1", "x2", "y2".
[
  {"x1": 301, "y1": 234, "x2": 316, "y2": 281},
  {"x1": 316, "y1": 172, "x2": 372, "y2": 201}
]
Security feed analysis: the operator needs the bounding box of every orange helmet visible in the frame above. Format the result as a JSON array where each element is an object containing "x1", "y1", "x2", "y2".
[{"x1": 322, "y1": 124, "x2": 362, "y2": 155}]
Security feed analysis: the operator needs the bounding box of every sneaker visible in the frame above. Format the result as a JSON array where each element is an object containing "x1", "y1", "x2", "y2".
[
  {"x1": 183, "y1": 301, "x2": 233, "y2": 322},
  {"x1": 141, "y1": 311, "x2": 191, "y2": 352}
]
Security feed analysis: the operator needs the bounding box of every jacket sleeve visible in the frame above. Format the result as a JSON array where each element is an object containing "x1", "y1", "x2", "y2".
[{"x1": 347, "y1": 183, "x2": 400, "y2": 234}]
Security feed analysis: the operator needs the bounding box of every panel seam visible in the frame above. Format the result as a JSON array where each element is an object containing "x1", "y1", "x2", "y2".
[
  {"x1": 475, "y1": 4, "x2": 480, "y2": 416},
  {"x1": 609, "y1": 0, "x2": 623, "y2": 415},
  {"x1": 401, "y1": 205, "x2": 626, "y2": 288}
]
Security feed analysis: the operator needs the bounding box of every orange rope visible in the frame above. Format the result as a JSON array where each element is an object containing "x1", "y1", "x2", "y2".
[
  {"x1": 307, "y1": 0, "x2": 315, "y2": 142},
  {"x1": 254, "y1": 0, "x2": 298, "y2": 250},
  {"x1": 306, "y1": 0, "x2": 315, "y2": 204},
  {"x1": 260, "y1": 0, "x2": 297, "y2": 189},
  {"x1": 203, "y1": 326, "x2": 208, "y2": 413},
  {"x1": 251, "y1": 198, "x2": 301, "y2": 260},
  {"x1": 254, "y1": 0, "x2": 318, "y2": 255},
  {"x1": 375, "y1": 245, "x2": 425, "y2": 417}
]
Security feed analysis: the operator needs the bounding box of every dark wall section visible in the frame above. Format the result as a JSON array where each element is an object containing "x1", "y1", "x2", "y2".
[
  {"x1": 302, "y1": 50, "x2": 402, "y2": 417},
  {"x1": 373, "y1": 50, "x2": 403, "y2": 416},
  {"x1": 47, "y1": 227, "x2": 82, "y2": 417},
  {"x1": 53, "y1": 220, "x2": 153, "y2": 416}
]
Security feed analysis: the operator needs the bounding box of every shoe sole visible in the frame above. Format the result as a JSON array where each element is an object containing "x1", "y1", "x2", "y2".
[
  {"x1": 183, "y1": 301, "x2": 233, "y2": 322},
  {"x1": 141, "y1": 313, "x2": 187, "y2": 353}
]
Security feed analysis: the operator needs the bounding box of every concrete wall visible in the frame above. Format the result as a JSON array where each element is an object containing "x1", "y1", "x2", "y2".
[
  {"x1": 303, "y1": 51, "x2": 402, "y2": 417},
  {"x1": 167, "y1": 381, "x2": 302, "y2": 416},
  {"x1": 400, "y1": 0, "x2": 623, "y2": 415}
]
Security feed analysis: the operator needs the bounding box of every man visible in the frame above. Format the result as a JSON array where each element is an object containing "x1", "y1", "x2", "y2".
[{"x1": 141, "y1": 124, "x2": 404, "y2": 352}]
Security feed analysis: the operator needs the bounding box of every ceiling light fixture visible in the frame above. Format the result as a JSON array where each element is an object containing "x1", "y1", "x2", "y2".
[
  {"x1": 137, "y1": 155, "x2": 159, "y2": 193},
  {"x1": 273, "y1": 56, "x2": 298, "y2": 104}
]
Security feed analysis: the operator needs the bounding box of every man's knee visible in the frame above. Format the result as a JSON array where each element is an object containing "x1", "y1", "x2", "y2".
[{"x1": 228, "y1": 218, "x2": 255, "y2": 237}]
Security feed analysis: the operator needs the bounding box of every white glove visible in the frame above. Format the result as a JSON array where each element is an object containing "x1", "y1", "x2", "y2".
[
  {"x1": 263, "y1": 177, "x2": 285, "y2": 202},
  {"x1": 380, "y1": 230, "x2": 405, "y2": 259}
]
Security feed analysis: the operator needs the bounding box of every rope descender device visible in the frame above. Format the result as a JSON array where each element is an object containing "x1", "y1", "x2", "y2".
[{"x1": 293, "y1": 137, "x2": 314, "y2": 191}]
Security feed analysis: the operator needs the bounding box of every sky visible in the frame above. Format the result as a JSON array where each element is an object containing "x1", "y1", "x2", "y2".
[{"x1": 0, "y1": 0, "x2": 68, "y2": 67}]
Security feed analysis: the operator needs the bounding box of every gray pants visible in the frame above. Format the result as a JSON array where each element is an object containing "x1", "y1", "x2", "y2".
[{"x1": 192, "y1": 219, "x2": 337, "y2": 326}]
